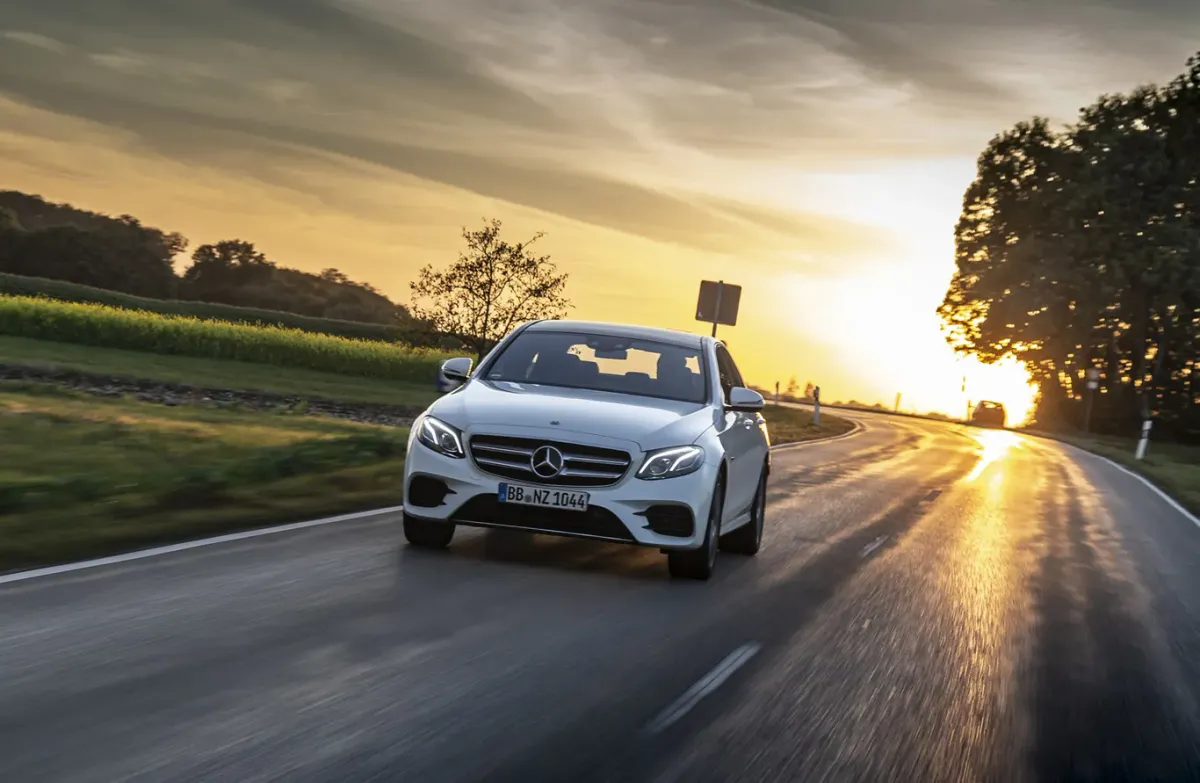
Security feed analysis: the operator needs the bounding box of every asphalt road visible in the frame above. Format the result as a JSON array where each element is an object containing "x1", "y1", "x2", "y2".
[{"x1": 4, "y1": 413, "x2": 1200, "y2": 782}]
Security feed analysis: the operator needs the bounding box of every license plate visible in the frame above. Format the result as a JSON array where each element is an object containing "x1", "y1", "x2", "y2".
[{"x1": 498, "y1": 483, "x2": 589, "y2": 512}]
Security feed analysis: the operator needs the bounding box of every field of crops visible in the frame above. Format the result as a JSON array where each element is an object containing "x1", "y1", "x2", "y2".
[
  {"x1": 0, "y1": 295, "x2": 452, "y2": 382},
  {"x1": 0, "y1": 272, "x2": 433, "y2": 344}
]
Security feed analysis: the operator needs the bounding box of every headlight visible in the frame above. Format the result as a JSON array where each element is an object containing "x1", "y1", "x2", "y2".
[
  {"x1": 637, "y1": 445, "x2": 705, "y2": 480},
  {"x1": 415, "y1": 415, "x2": 465, "y2": 458}
]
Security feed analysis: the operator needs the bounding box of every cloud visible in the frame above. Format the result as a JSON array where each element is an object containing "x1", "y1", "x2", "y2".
[
  {"x1": 1, "y1": 30, "x2": 69, "y2": 54},
  {"x1": 0, "y1": 0, "x2": 1198, "y2": 260}
]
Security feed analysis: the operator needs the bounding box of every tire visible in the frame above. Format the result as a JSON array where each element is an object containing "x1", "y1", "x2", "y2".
[
  {"x1": 403, "y1": 512, "x2": 456, "y2": 549},
  {"x1": 720, "y1": 466, "x2": 766, "y2": 556},
  {"x1": 668, "y1": 476, "x2": 724, "y2": 580}
]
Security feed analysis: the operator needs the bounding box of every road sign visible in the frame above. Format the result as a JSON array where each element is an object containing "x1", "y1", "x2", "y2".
[
  {"x1": 1086, "y1": 368, "x2": 1100, "y2": 390},
  {"x1": 696, "y1": 280, "x2": 741, "y2": 336}
]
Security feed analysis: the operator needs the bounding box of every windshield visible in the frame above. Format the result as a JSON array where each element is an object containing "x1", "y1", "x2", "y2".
[{"x1": 483, "y1": 330, "x2": 708, "y2": 404}]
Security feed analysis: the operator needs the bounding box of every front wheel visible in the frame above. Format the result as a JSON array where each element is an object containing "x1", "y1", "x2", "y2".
[
  {"x1": 720, "y1": 466, "x2": 766, "y2": 556},
  {"x1": 668, "y1": 477, "x2": 724, "y2": 580},
  {"x1": 403, "y1": 513, "x2": 456, "y2": 549}
]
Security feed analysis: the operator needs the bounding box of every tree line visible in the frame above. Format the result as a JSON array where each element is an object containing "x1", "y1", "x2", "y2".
[
  {"x1": 0, "y1": 192, "x2": 574, "y2": 354},
  {"x1": 0, "y1": 191, "x2": 413, "y2": 328},
  {"x1": 941, "y1": 53, "x2": 1200, "y2": 441}
]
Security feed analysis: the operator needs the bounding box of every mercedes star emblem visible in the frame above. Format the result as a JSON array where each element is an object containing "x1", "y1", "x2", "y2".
[{"x1": 530, "y1": 445, "x2": 565, "y2": 479}]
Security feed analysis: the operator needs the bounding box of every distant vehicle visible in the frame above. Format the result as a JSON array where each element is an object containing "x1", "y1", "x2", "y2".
[
  {"x1": 401, "y1": 319, "x2": 772, "y2": 580},
  {"x1": 971, "y1": 401, "x2": 1007, "y2": 428}
]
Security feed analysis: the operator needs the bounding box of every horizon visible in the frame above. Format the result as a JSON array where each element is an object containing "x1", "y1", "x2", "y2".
[{"x1": 4, "y1": 0, "x2": 1200, "y2": 423}]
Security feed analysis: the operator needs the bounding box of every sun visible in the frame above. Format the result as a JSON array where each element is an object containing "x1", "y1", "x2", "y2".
[{"x1": 960, "y1": 356, "x2": 1038, "y2": 427}]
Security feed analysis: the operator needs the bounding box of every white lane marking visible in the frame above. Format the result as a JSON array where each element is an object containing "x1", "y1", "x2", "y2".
[
  {"x1": 0, "y1": 505, "x2": 405, "y2": 585},
  {"x1": 860, "y1": 535, "x2": 888, "y2": 558},
  {"x1": 643, "y1": 642, "x2": 761, "y2": 735},
  {"x1": 1037, "y1": 438, "x2": 1200, "y2": 529}
]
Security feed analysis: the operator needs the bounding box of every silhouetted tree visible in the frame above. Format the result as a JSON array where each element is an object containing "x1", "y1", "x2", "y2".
[
  {"x1": 0, "y1": 207, "x2": 22, "y2": 232},
  {"x1": 410, "y1": 218, "x2": 571, "y2": 358},
  {"x1": 784, "y1": 376, "x2": 799, "y2": 397},
  {"x1": 940, "y1": 53, "x2": 1200, "y2": 440}
]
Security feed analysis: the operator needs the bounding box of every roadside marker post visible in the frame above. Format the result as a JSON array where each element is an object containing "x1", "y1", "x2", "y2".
[
  {"x1": 1135, "y1": 419, "x2": 1153, "y2": 461},
  {"x1": 813, "y1": 385, "x2": 821, "y2": 425}
]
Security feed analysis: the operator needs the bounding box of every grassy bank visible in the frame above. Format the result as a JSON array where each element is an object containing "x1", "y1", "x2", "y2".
[
  {"x1": 763, "y1": 404, "x2": 855, "y2": 445},
  {"x1": 0, "y1": 387, "x2": 858, "y2": 573},
  {"x1": 0, "y1": 295, "x2": 450, "y2": 381},
  {"x1": 0, "y1": 385, "x2": 407, "y2": 571},
  {"x1": 0, "y1": 335, "x2": 439, "y2": 407}
]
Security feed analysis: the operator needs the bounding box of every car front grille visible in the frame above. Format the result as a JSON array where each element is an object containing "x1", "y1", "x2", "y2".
[
  {"x1": 450, "y1": 494, "x2": 636, "y2": 542},
  {"x1": 468, "y1": 434, "x2": 632, "y2": 487}
]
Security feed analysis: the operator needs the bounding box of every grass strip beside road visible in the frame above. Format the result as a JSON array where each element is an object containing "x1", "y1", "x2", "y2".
[
  {"x1": 0, "y1": 390, "x2": 857, "y2": 573},
  {"x1": 0, "y1": 385, "x2": 407, "y2": 572},
  {"x1": 0, "y1": 335, "x2": 439, "y2": 407},
  {"x1": 763, "y1": 404, "x2": 855, "y2": 445}
]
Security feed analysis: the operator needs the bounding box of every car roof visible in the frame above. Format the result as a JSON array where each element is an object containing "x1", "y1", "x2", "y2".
[{"x1": 523, "y1": 319, "x2": 706, "y2": 350}]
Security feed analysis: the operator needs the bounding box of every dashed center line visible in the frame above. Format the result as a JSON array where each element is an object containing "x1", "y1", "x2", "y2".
[
  {"x1": 643, "y1": 642, "x2": 761, "y2": 735},
  {"x1": 860, "y1": 535, "x2": 889, "y2": 558}
]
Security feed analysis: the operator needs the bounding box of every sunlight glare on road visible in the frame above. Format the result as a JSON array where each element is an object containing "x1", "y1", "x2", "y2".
[{"x1": 964, "y1": 430, "x2": 1022, "y2": 482}]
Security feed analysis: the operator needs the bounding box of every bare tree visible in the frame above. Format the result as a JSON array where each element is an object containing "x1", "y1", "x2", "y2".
[{"x1": 410, "y1": 218, "x2": 571, "y2": 358}]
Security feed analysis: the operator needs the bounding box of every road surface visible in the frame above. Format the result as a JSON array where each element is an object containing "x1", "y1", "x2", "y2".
[{"x1": 3, "y1": 413, "x2": 1200, "y2": 782}]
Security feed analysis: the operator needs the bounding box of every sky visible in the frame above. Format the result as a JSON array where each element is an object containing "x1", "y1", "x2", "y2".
[{"x1": 2, "y1": 0, "x2": 1200, "y2": 423}]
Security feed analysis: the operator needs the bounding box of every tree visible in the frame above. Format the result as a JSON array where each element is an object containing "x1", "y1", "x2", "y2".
[
  {"x1": 0, "y1": 207, "x2": 22, "y2": 232},
  {"x1": 410, "y1": 218, "x2": 572, "y2": 358},
  {"x1": 940, "y1": 52, "x2": 1200, "y2": 439},
  {"x1": 181, "y1": 240, "x2": 275, "y2": 303},
  {"x1": 803, "y1": 380, "x2": 815, "y2": 399}
]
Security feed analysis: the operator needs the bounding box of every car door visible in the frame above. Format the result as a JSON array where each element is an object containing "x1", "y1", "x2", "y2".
[{"x1": 713, "y1": 344, "x2": 765, "y2": 527}]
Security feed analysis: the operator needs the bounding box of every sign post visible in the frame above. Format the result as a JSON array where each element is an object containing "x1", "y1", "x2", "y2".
[
  {"x1": 774, "y1": 381, "x2": 780, "y2": 405},
  {"x1": 1084, "y1": 368, "x2": 1100, "y2": 433},
  {"x1": 695, "y1": 280, "x2": 742, "y2": 338}
]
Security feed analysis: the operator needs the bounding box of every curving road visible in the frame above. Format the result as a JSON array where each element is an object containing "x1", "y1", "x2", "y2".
[{"x1": 3, "y1": 413, "x2": 1200, "y2": 782}]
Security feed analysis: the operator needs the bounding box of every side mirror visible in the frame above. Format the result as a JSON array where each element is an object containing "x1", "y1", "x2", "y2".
[
  {"x1": 438, "y1": 357, "x2": 473, "y2": 392},
  {"x1": 727, "y1": 386, "x2": 764, "y2": 412}
]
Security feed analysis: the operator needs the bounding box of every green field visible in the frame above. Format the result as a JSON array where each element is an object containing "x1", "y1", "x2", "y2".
[
  {"x1": 0, "y1": 335, "x2": 440, "y2": 407},
  {"x1": 0, "y1": 295, "x2": 450, "y2": 381},
  {"x1": 0, "y1": 385, "x2": 408, "y2": 571},
  {"x1": 0, "y1": 271, "x2": 419, "y2": 343}
]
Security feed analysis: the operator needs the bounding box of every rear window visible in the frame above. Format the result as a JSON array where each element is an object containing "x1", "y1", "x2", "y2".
[{"x1": 483, "y1": 330, "x2": 707, "y2": 404}]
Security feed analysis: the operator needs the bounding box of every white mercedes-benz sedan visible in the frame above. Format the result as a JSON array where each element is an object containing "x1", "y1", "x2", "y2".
[{"x1": 402, "y1": 320, "x2": 771, "y2": 580}]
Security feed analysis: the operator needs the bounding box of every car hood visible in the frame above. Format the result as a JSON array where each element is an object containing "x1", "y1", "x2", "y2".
[{"x1": 429, "y1": 380, "x2": 713, "y2": 450}]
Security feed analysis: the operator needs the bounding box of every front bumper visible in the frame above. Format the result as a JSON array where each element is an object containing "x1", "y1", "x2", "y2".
[{"x1": 402, "y1": 437, "x2": 718, "y2": 551}]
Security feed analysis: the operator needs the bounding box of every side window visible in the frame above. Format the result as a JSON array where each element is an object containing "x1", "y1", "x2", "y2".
[{"x1": 714, "y1": 345, "x2": 742, "y2": 401}]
